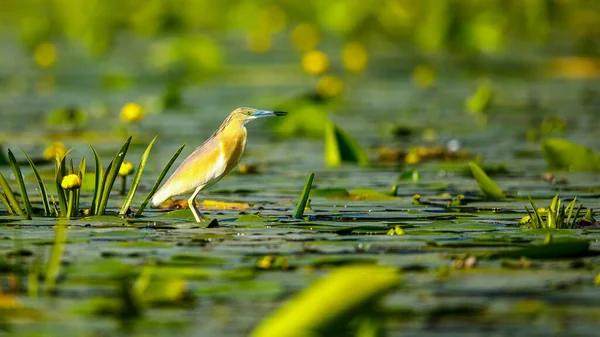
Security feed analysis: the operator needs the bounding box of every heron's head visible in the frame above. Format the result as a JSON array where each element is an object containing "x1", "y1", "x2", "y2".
[{"x1": 229, "y1": 107, "x2": 288, "y2": 125}]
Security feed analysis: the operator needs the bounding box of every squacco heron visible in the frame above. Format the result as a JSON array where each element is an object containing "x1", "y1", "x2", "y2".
[{"x1": 151, "y1": 107, "x2": 287, "y2": 222}]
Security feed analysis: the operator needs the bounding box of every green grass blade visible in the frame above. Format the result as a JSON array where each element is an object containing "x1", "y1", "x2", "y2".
[
  {"x1": 55, "y1": 155, "x2": 68, "y2": 217},
  {"x1": 528, "y1": 197, "x2": 545, "y2": 228},
  {"x1": 119, "y1": 136, "x2": 157, "y2": 216},
  {"x1": 0, "y1": 192, "x2": 15, "y2": 215},
  {"x1": 549, "y1": 194, "x2": 559, "y2": 212},
  {"x1": 135, "y1": 143, "x2": 185, "y2": 217},
  {"x1": 468, "y1": 162, "x2": 505, "y2": 199},
  {"x1": 565, "y1": 197, "x2": 577, "y2": 227},
  {"x1": 524, "y1": 206, "x2": 537, "y2": 228},
  {"x1": 21, "y1": 149, "x2": 51, "y2": 216},
  {"x1": 570, "y1": 203, "x2": 583, "y2": 228},
  {"x1": 8, "y1": 149, "x2": 33, "y2": 218},
  {"x1": 0, "y1": 171, "x2": 23, "y2": 215},
  {"x1": 293, "y1": 172, "x2": 314, "y2": 219},
  {"x1": 98, "y1": 137, "x2": 132, "y2": 215},
  {"x1": 89, "y1": 145, "x2": 103, "y2": 215},
  {"x1": 547, "y1": 203, "x2": 557, "y2": 229},
  {"x1": 97, "y1": 159, "x2": 114, "y2": 214},
  {"x1": 75, "y1": 157, "x2": 85, "y2": 216},
  {"x1": 68, "y1": 158, "x2": 74, "y2": 175},
  {"x1": 44, "y1": 220, "x2": 67, "y2": 295}
]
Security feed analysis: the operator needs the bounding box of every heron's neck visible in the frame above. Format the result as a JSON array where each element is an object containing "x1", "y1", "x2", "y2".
[{"x1": 220, "y1": 120, "x2": 247, "y2": 143}]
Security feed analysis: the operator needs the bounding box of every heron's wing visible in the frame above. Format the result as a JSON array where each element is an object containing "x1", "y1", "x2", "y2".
[{"x1": 154, "y1": 135, "x2": 227, "y2": 200}]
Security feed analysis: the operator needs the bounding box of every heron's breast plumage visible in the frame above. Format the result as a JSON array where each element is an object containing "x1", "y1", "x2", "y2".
[{"x1": 151, "y1": 124, "x2": 247, "y2": 205}]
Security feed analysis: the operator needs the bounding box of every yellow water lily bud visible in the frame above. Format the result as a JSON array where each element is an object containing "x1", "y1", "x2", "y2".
[
  {"x1": 316, "y1": 74, "x2": 344, "y2": 97},
  {"x1": 120, "y1": 102, "x2": 145, "y2": 123},
  {"x1": 412, "y1": 65, "x2": 436, "y2": 89},
  {"x1": 34, "y1": 43, "x2": 57, "y2": 68},
  {"x1": 256, "y1": 255, "x2": 274, "y2": 269},
  {"x1": 119, "y1": 161, "x2": 134, "y2": 176},
  {"x1": 43, "y1": 142, "x2": 67, "y2": 160},
  {"x1": 61, "y1": 174, "x2": 81, "y2": 190},
  {"x1": 342, "y1": 42, "x2": 368, "y2": 73},
  {"x1": 302, "y1": 50, "x2": 329, "y2": 75},
  {"x1": 291, "y1": 23, "x2": 320, "y2": 52}
]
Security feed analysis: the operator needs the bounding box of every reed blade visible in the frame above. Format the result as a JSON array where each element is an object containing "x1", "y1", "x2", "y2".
[
  {"x1": 21, "y1": 149, "x2": 51, "y2": 216},
  {"x1": 0, "y1": 192, "x2": 15, "y2": 215},
  {"x1": 98, "y1": 136, "x2": 132, "y2": 215},
  {"x1": 89, "y1": 145, "x2": 103, "y2": 215},
  {"x1": 135, "y1": 144, "x2": 185, "y2": 217},
  {"x1": 0, "y1": 171, "x2": 23, "y2": 215},
  {"x1": 293, "y1": 173, "x2": 314, "y2": 219},
  {"x1": 8, "y1": 149, "x2": 33, "y2": 218},
  {"x1": 119, "y1": 136, "x2": 157, "y2": 216},
  {"x1": 55, "y1": 155, "x2": 68, "y2": 217}
]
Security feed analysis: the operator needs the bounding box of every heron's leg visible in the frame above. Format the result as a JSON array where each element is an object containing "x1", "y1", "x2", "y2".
[{"x1": 188, "y1": 186, "x2": 207, "y2": 222}]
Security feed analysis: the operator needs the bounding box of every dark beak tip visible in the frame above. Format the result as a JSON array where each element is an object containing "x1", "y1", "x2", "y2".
[{"x1": 274, "y1": 111, "x2": 288, "y2": 116}]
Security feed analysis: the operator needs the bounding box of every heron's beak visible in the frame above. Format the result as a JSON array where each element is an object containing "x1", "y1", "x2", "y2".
[{"x1": 252, "y1": 110, "x2": 288, "y2": 118}]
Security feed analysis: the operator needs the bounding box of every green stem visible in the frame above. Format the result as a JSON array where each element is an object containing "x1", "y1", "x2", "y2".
[
  {"x1": 66, "y1": 190, "x2": 74, "y2": 218},
  {"x1": 120, "y1": 176, "x2": 126, "y2": 195}
]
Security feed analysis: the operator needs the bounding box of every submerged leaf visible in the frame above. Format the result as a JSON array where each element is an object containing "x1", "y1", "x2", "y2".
[
  {"x1": 541, "y1": 138, "x2": 600, "y2": 171},
  {"x1": 468, "y1": 162, "x2": 505, "y2": 199}
]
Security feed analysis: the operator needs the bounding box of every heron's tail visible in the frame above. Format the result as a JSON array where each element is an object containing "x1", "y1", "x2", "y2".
[{"x1": 151, "y1": 188, "x2": 170, "y2": 206}]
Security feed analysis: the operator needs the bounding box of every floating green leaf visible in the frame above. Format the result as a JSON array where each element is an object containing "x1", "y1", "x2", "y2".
[
  {"x1": 251, "y1": 265, "x2": 399, "y2": 337},
  {"x1": 235, "y1": 214, "x2": 278, "y2": 222},
  {"x1": 468, "y1": 162, "x2": 505, "y2": 199},
  {"x1": 324, "y1": 121, "x2": 369, "y2": 167},
  {"x1": 492, "y1": 240, "x2": 590, "y2": 259},
  {"x1": 293, "y1": 172, "x2": 314, "y2": 219},
  {"x1": 541, "y1": 138, "x2": 600, "y2": 171}
]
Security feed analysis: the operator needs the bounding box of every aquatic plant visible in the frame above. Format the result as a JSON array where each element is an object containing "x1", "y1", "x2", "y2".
[
  {"x1": 0, "y1": 137, "x2": 183, "y2": 219},
  {"x1": 468, "y1": 161, "x2": 505, "y2": 199},
  {"x1": 522, "y1": 195, "x2": 590, "y2": 229},
  {"x1": 324, "y1": 121, "x2": 369, "y2": 167},
  {"x1": 293, "y1": 172, "x2": 314, "y2": 219}
]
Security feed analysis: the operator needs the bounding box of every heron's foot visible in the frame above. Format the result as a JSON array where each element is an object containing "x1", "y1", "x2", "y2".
[{"x1": 189, "y1": 203, "x2": 208, "y2": 222}]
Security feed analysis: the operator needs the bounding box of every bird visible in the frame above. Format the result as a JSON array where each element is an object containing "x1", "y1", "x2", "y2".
[{"x1": 151, "y1": 107, "x2": 288, "y2": 222}]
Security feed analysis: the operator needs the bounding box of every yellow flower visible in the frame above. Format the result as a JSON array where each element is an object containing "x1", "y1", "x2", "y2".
[
  {"x1": 342, "y1": 42, "x2": 368, "y2": 73},
  {"x1": 119, "y1": 161, "x2": 134, "y2": 176},
  {"x1": 316, "y1": 75, "x2": 344, "y2": 97},
  {"x1": 43, "y1": 142, "x2": 67, "y2": 160},
  {"x1": 302, "y1": 50, "x2": 329, "y2": 75},
  {"x1": 412, "y1": 65, "x2": 436, "y2": 89},
  {"x1": 61, "y1": 174, "x2": 81, "y2": 190},
  {"x1": 246, "y1": 30, "x2": 272, "y2": 53},
  {"x1": 120, "y1": 102, "x2": 145, "y2": 123},
  {"x1": 291, "y1": 23, "x2": 320, "y2": 52},
  {"x1": 34, "y1": 43, "x2": 57, "y2": 68},
  {"x1": 256, "y1": 255, "x2": 274, "y2": 269}
]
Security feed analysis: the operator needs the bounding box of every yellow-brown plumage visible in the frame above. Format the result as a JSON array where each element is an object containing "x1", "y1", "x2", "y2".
[{"x1": 152, "y1": 107, "x2": 287, "y2": 222}]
